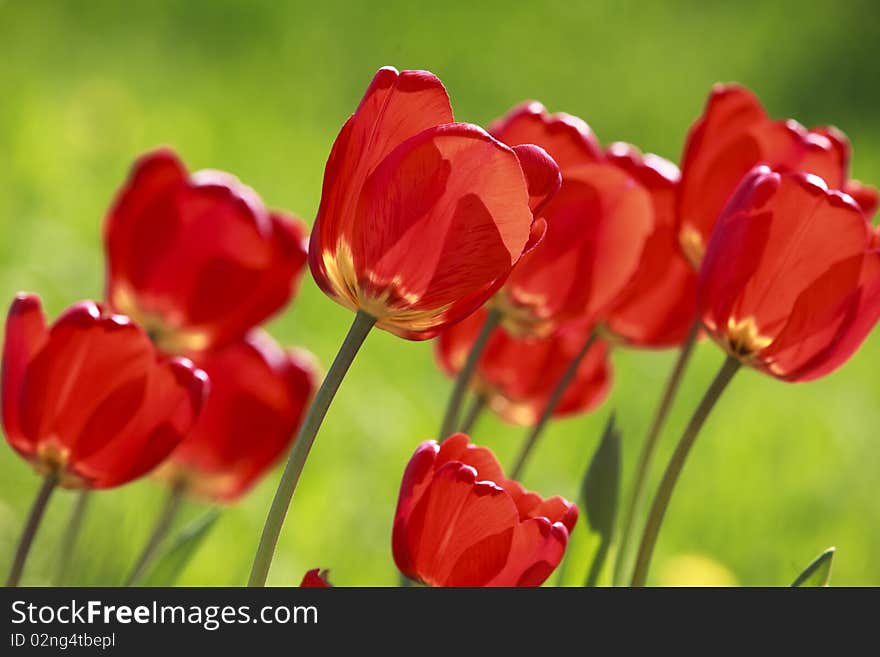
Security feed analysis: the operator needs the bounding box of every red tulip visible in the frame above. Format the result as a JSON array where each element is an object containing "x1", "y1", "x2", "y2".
[
  {"x1": 436, "y1": 308, "x2": 611, "y2": 426},
  {"x1": 300, "y1": 569, "x2": 332, "y2": 587},
  {"x1": 678, "y1": 84, "x2": 877, "y2": 268},
  {"x1": 489, "y1": 102, "x2": 655, "y2": 336},
  {"x1": 393, "y1": 434, "x2": 577, "y2": 587},
  {"x1": 309, "y1": 67, "x2": 559, "y2": 340},
  {"x1": 603, "y1": 143, "x2": 699, "y2": 347},
  {"x1": 2, "y1": 294, "x2": 207, "y2": 489},
  {"x1": 104, "y1": 149, "x2": 309, "y2": 354},
  {"x1": 699, "y1": 167, "x2": 880, "y2": 381},
  {"x1": 158, "y1": 331, "x2": 317, "y2": 502}
]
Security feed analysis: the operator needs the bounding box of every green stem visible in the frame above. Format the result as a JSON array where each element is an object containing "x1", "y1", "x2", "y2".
[
  {"x1": 56, "y1": 489, "x2": 92, "y2": 585},
  {"x1": 248, "y1": 310, "x2": 376, "y2": 587},
  {"x1": 630, "y1": 356, "x2": 740, "y2": 586},
  {"x1": 459, "y1": 394, "x2": 486, "y2": 435},
  {"x1": 585, "y1": 537, "x2": 611, "y2": 587},
  {"x1": 612, "y1": 322, "x2": 698, "y2": 586},
  {"x1": 125, "y1": 481, "x2": 185, "y2": 586},
  {"x1": 438, "y1": 309, "x2": 500, "y2": 440},
  {"x1": 6, "y1": 474, "x2": 58, "y2": 587},
  {"x1": 509, "y1": 331, "x2": 597, "y2": 480}
]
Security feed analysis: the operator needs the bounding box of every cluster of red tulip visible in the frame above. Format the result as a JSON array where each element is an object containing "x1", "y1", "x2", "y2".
[{"x1": 4, "y1": 66, "x2": 879, "y2": 588}]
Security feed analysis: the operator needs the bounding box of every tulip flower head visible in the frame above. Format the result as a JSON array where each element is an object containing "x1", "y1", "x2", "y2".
[
  {"x1": 300, "y1": 569, "x2": 332, "y2": 587},
  {"x1": 104, "y1": 149, "x2": 309, "y2": 354},
  {"x1": 698, "y1": 167, "x2": 880, "y2": 381},
  {"x1": 309, "y1": 67, "x2": 560, "y2": 340},
  {"x1": 158, "y1": 331, "x2": 318, "y2": 502},
  {"x1": 436, "y1": 308, "x2": 612, "y2": 426},
  {"x1": 393, "y1": 434, "x2": 577, "y2": 587},
  {"x1": 489, "y1": 102, "x2": 655, "y2": 337},
  {"x1": 603, "y1": 143, "x2": 699, "y2": 348},
  {"x1": 2, "y1": 294, "x2": 207, "y2": 488},
  {"x1": 678, "y1": 84, "x2": 877, "y2": 268}
]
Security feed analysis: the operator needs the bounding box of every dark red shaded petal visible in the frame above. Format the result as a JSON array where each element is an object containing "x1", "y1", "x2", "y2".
[
  {"x1": 511, "y1": 144, "x2": 561, "y2": 214},
  {"x1": 2, "y1": 294, "x2": 49, "y2": 455},
  {"x1": 104, "y1": 149, "x2": 188, "y2": 288},
  {"x1": 105, "y1": 150, "x2": 307, "y2": 352},
  {"x1": 162, "y1": 332, "x2": 318, "y2": 501},
  {"x1": 698, "y1": 167, "x2": 778, "y2": 335},
  {"x1": 392, "y1": 441, "x2": 440, "y2": 579},
  {"x1": 300, "y1": 569, "x2": 332, "y2": 587}
]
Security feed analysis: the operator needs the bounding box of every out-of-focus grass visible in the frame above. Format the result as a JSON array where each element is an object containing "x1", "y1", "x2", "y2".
[{"x1": 0, "y1": 0, "x2": 878, "y2": 586}]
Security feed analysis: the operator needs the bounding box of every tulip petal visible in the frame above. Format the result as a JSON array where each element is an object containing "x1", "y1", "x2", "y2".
[
  {"x1": 18, "y1": 306, "x2": 155, "y2": 453},
  {"x1": 733, "y1": 174, "x2": 868, "y2": 336},
  {"x1": 407, "y1": 462, "x2": 518, "y2": 586},
  {"x1": 392, "y1": 441, "x2": 440, "y2": 579},
  {"x1": 105, "y1": 149, "x2": 188, "y2": 290},
  {"x1": 314, "y1": 67, "x2": 453, "y2": 254},
  {"x1": 485, "y1": 517, "x2": 569, "y2": 587},
  {"x1": 436, "y1": 432, "x2": 506, "y2": 483},
  {"x1": 760, "y1": 255, "x2": 863, "y2": 377},
  {"x1": 503, "y1": 162, "x2": 654, "y2": 331},
  {"x1": 164, "y1": 332, "x2": 317, "y2": 502},
  {"x1": 106, "y1": 151, "x2": 307, "y2": 351},
  {"x1": 511, "y1": 144, "x2": 561, "y2": 214},
  {"x1": 2, "y1": 294, "x2": 48, "y2": 454},
  {"x1": 350, "y1": 124, "x2": 533, "y2": 333},
  {"x1": 679, "y1": 85, "x2": 852, "y2": 267},
  {"x1": 778, "y1": 252, "x2": 880, "y2": 381},
  {"x1": 78, "y1": 359, "x2": 207, "y2": 488},
  {"x1": 488, "y1": 101, "x2": 602, "y2": 172}
]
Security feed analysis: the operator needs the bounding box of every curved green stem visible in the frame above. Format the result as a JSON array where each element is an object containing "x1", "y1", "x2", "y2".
[
  {"x1": 612, "y1": 322, "x2": 698, "y2": 586},
  {"x1": 630, "y1": 356, "x2": 740, "y2": 586},
  {"x1": 248, "y1": 311, "x2": 375, "y2": 587},
  {"x1": 438, "y1": 309, "x2": 500, "y2": 440},
  {"x1": 56, "y1": 489, "x2": 92, "y2": 585},
  {"x1": 509, "y1": 331, "x2": 597, "y2": 480},
  {"x1": 459, "y1": 394, "x2": 486, "y2": 435},
  {"x1": 125, "y1": 481, "x2": 185, "y2": 586},
  {"x1": 6, "y1": 474, "x2": 58, "y2": 587}
]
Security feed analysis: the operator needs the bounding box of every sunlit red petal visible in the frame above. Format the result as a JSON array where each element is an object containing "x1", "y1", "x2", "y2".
[{"x1": 488, "y1": 101, "x2": 603, "y2": 172}]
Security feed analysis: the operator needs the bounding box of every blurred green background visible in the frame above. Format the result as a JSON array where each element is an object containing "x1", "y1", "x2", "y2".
[{"x1": 1, "y1": 0, "x2": 878, "y2": 587}]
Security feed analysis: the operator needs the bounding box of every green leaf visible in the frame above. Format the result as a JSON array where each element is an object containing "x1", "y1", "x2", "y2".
[
  {"x1": 580, "y1": 413, "x2": 621, "y2": 586},
  {"x1": 140, "y1": 510, "x2": 221, "y2": 587},
  {"x1": 791, "y1": 547, "x2": 835, "y2": 587}
]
